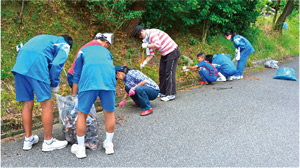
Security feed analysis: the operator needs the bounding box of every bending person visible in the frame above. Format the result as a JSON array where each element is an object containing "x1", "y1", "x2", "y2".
[
  {"x1": 224, "y1": 32, "x2": 255, "y2": 79},
  {"x1": 11, "y1": 34, "x2": 73, "y2": 151},
  {"x1": 116, "y1": 65, "x2": 159, "y2": 116},
  {"x1": 134, "y1": 25, "x2": 180, "y2": 102},
  {"x1": 71, "y1": 33, "x2": 116, "y2": 159}
]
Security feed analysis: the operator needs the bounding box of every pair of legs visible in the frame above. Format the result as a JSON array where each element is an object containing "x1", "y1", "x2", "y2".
[
  {"x1": 125, "y1": 86, "x2": 159, "y2": 111},
  {"x1": 235, "y1": 53, "x2": 250, "y2": 76},
  {"x1": 76, "y1": 90, "x2": 115, "y2": 141},
  {"x1": 198, "y1": 68, "x2": 218, "y2": 83},
  {"x1": 159, "y1": 48, "x2": 180, "y2": 96},
  {"x1": 22, "y1": 99, "x2": 53, "y2": 140}
]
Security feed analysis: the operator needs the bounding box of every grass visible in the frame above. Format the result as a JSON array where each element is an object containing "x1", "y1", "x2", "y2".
[{"x1": 1, "y1": 1, "x2": 299, "y2": 135}]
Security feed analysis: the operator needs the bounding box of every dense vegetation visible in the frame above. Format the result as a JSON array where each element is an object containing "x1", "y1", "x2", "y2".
[{"x1": 1, "y1": 0, "x2": 299, "y2": 135}]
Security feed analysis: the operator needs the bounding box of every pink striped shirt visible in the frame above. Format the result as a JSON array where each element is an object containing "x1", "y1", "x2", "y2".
[{"x1": 148, "y1": 29, "x2": 178, "y2": 57}]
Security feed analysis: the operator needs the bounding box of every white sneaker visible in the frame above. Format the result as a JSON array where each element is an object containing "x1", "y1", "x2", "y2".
[
  {"x1": 231, "y1": 75, "x2": 242, "y2": 80},
  {"x1": 157, "y1": 93, "x2": 166, "y2": 98},
  {"x1": 23, "y1": 135, "x2": 39, "y2": 150},
  {"x1": 160, "y1": 95, "x2": 176, "y2": 102},
  {"x1": 42, "y1": 138, "x2": 68, "y2": 152},
  {"x1": 103, "y1": 140, "x2": 114, "y2": 155},
  {"x1": 71, "y1": 144, "x2": 87, "y2": 159},
  {"x1": 216, "y1": 76, "x2": 226, "y2": 82}
]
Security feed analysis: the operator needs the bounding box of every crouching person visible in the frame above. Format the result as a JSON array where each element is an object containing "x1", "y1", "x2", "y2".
[
  {"x1": 186, "y1": 53, "x2": 218, "y2": 85},
  {"x1": 11, "y1": 34, "x2": 73, "y2": 151},
  {"x1": 71, "y1": 33, "x2": 116, "y2": 158},
  {"x1": 205, "y1": 53, "x2": 237, "y2": 81},
  {"x1": 116, "y1": 65, "x2": 159, "y2": 116}
]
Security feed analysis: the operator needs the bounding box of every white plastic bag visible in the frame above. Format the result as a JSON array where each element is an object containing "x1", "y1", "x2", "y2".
[
  {"x1": 55, "y1": 94, "x2": 100, "y2": 150},
  {"x1": 264, "y1": 60, "x2": 279, "y2": 69}
]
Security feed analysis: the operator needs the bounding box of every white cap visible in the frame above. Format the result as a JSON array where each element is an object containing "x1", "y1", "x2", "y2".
[{"x1": 95, "y1": 33, "x2": 114, "y2": 45}]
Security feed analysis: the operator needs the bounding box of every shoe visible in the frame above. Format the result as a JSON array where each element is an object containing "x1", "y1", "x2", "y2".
[
  {"x1": 157, "y1": 93, "x2": 166, "y2": 98},
  {"x1": 216, "y1": 76, "x2": 226, "y2": 82},
  {"x1": 71, "y1": 144, "x2": 87, "y2": 159},
  {"x1": 140, "y1": 108, "x2": 153, "y2": 116},
  {"x1": 199, "y1": 81, "x2": 207, "y2": 85},
  {"x1": 231, "y1": 75, "x2": 242, "y2": 80},
  {"x1": 23, "y1": 135, "x2": 39, "y2": 150},
  {"x1": 160, "y1": 95, "x2": 175, "y2": 102},
  {"x1": 227, "y1": 76, "x2": 233, "y2": 81},
  {"x1": 103, "y1": 140, "x2": 114, "y2": 155},
  {"x1": 131, "y1": 103, "x2": 140, "y2": 107},
  {"x1": 42, "y1": 138, "x2": 68, "y2": 152}
]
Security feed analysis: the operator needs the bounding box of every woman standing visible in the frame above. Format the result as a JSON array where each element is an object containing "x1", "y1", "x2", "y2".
[
  {"x1": 224, "y1": 32, "x2": 255, "y2": 80},
  {"x1": 116, "y1": 65, "x2": 159, "y2": 116},
  {"x1": 134, "y1": 25, "x2": 180, "y2": 101}
]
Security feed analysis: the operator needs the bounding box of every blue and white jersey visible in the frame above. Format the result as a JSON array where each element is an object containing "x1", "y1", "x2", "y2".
[
  {"x1": 231, "y1": 35, "x2": 255, "y2": 56},
  {"x1": 123, "y1": 69, "x2": 159, "y2": 91},
  {"x1": 11, "y1": 34, "x2": 70, "y2": 87},
  {"x1": 73, "y1": 45, "x2": 116, "y2": 93},
  {"x1": 212, "y1": 53, "x2": 237, "y2": 76}
]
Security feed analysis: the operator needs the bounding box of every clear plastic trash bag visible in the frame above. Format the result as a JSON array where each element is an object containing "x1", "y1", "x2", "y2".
[
  {"x1": 273, "y1": 67, "x2": 298, "y2": 81},
  {"x1": 55, "y1": 94, "x2": 100, "y2": 150},
  {"x1": 264, "y1": 60, "x2": 279, "y2": 69}
]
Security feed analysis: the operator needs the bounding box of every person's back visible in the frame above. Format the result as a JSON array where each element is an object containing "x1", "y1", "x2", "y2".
[
  {"x1": 212, "y1": 53, "x2": 237, "y2": 76},
  {"x1": 232, "y1": 35, "x2": 255, "y2": 55},
  {"x1": 12, "y1": 34, "x2": 70, "y2": 86},
  {"x1": 73, "y1": 45, "x2": 116, "y2": 93}
]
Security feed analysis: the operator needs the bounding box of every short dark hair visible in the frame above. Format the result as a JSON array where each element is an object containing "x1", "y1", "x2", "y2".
[
  {"x1": 61, "y1": 35, "x2": 73, "y2": 49},
  {"x1": 224, "y1": 32, "x2": 237, "y2": 37},
  {"x1": 197, "y1": 52, "x2": 205, "y2": 58},
  {"x1": 205, "y1": 54, "x2": 213, "y2": 63},
  {"x1": 134, "y1": 25, "x2": 147, "y2": 38}
]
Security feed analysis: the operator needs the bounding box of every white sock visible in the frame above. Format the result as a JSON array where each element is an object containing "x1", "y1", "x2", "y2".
[
  {"x1": 77, "y1": 135, "x2": 85, "y2": 147},
  {"x1": 25, "y1": 135, "x2": 33, "y2": 142},
  {"x1": 44, "y1": 137, "x2": 53, "y2": 145},
  {"x1": 105, "y1": 132, "x2": 114, "y2": 143}
]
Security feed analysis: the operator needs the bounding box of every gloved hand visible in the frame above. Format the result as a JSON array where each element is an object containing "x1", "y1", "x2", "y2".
[
  {"x1": 140, "y1": 60, "x2": 147, "y2": 69},
  {"x1": 235, "y1": 47, "x2": 240, "y2": 61},
  {"x1": 119, "y1": 99, "x2": 126, "y2": 107},
  {"x1": 71, "y1": 95, "x2": 78, "y2": 107},
  {"x1": 51, "y1": 86, "x2": 59, "y2": 93},
  {"x1": 142, "y1": 43, "x2": 148, "y2": 48},
  {"x1": 129, "y1": 88, "x2": 136, "y2": 96},
  {"x1": 182, "y1": 66, "x2": 190, "y2": 72}
]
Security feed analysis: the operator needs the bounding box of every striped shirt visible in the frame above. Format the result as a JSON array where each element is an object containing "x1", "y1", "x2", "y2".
[{"x1": 148, "y1": 29, "x2": 178, "y2": 57}]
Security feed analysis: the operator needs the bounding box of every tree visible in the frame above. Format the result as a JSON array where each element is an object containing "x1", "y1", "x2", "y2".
[
  {"x1": 272, "y1": 0, "x2": 281, "y2": 24},
  {"x1": 274, "y1": 0, "x2": 295, "y2": 32}
]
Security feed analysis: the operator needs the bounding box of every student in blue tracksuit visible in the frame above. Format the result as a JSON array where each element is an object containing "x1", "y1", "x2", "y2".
[
  {"x1": 70, "y1": 33, "x2": 116, "y2": 159},
  {"x1": 11, "y1": 34, "x2": 73, "y2": 152},
  {"x1": 186, "y1": 53, "x2": 218, "y2": 85},
  {"x1": 224, "y1": 32, "x2": 255, "y2": 80},
  {"x1": 205, "y1": 53, "x2": 237, "y2": 81}
]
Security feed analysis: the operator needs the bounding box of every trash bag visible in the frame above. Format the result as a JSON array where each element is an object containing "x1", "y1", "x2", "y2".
[
  {"x1": 264, "y1": 60, "x2": 279, "y2": 69},
  {"x1": 55, "y1": 94, "x2": 100, "y2": 150},
  {"x1": 273, "y1": 67, "x2": 298, "y2": 81}
]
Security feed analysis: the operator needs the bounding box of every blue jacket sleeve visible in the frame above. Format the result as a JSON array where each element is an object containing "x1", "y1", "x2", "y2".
[
  {"x1": 73, "y1": 51, "x2": 84, "y2": 84},
  {"x1": 233, "y1": 36, "x2": 246, "y2": 49},
  {"x1": 49, "y1": 43, "x2": 70, "y2": 87}
]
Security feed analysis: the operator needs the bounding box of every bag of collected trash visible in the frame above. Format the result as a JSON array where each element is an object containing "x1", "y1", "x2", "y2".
[
  {"x1": 273, "y1": 67, "x2": 298, "y2": 81},
  {"x1": 264, "y1": 60, "x2": 279, "y2": 69},
  {"x1": 55, "y1": 94, "x2": 100, "y2": 150}
]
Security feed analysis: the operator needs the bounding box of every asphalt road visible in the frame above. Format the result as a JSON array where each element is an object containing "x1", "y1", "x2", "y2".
[{"x1": 1, "y1": 57, "x2": 299, "y2": 167}]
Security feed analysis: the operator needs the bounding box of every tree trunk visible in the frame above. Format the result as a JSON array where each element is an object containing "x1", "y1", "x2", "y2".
[
  {"x1": 274, "y1": 0, "x2": 295, "y2": 32},
  {"x1": 17, "y1": 0, "x2": 25, "y2": 24},
  {"x1": 272, "y1": 0, "x2": 281, "y2": 25},
  {"x1": 201, "y1": 19, "x2": 209, "y2": 43},
  {"x1": 125, "y1": 0, "x2": 145, "y2": 37}
]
